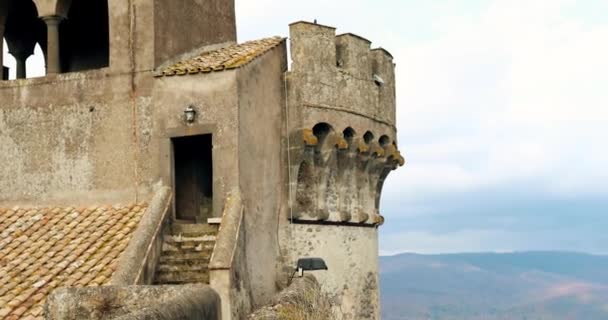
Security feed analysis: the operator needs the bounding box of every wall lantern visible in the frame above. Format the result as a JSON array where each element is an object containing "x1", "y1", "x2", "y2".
[
  {"x1": 373, "y1": 74, "x2": 385, "y2": 86},
  {"x1": 184, "y1": 106, "x2": 197, "y2": 123},
  {"x1": 288, "y1": 257, "x2": 328, "y2": 284}
]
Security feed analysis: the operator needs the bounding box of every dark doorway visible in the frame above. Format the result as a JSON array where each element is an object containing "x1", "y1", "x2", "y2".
[{"x1": 173, "y1": 134, "x2": 213, "y2": 223}]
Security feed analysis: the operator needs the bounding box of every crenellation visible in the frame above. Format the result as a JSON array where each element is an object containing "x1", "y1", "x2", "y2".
[
  {"x1": 289, "y1": 21, "x2": 337, "y2": 73},
  {"x1": 371, "y1": 48, "x2": 397, "y2": 124},
  {"x1": 288, "y1": 21, "x2": 397, "y2": 128},
  {"x1": 335, "y1": 33, "x2": 372, "y2": 79}
]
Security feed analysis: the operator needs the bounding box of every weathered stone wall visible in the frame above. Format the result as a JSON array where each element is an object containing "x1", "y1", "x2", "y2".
[
  {"x1": 236, "y1": 42, "x2": 288, "y2": 308},
  {"x1": 153, "y1": 0, "x2": 237, "y2": 67},
  {"x1": 45, "y1": 285, "x2": 221, "y2": 320},
  {"x1": 284, "y1": 225, "x2": 380, "y2": 319},
  {"x1": 0, "y1": 0, "x2": 155, "y2": 205},
  {"x1": 151, "y1": 70, "x2": 240, "y2": 219},
  {"x1": 0, "y1": 71, "x2": 154, "y2": 205}
]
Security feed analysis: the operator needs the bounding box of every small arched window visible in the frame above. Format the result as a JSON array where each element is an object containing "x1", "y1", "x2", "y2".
[
  {"x1": 379, "y1": 135, "x2": 390, "y2": 147},
  {"x1": 343, "y1": 127, "x2": 356, "y2": 143},
  {"x1": 312, "y1": 123, "x2": 334, "y2": 146},
  {"x1": 363, "y1": 131, "x2": 375, "y2": 144}
]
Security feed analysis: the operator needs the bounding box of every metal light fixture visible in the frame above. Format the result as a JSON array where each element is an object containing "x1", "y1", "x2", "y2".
[
  {"x1": 373, "y1": 74, "x2": 385, "y2": 86},
  {"x1": 184, "y1": 106, "x2": 197, "y2": 123},
  {"x1": 289, "y1": 257, "x2": 328, "y2": 284}
]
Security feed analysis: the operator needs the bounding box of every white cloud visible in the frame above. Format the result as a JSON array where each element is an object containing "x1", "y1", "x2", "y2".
[{"x1": 392, "y1": 0, "x2": 608, "y2": 201}]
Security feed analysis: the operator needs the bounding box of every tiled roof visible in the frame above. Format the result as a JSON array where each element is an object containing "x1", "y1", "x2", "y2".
[
  {"x1": 0, "y1": 204, "x2": 147, "y2": 320},
  {"x1": 157, "y1": 36, "x2": 285, "y2": 77}
]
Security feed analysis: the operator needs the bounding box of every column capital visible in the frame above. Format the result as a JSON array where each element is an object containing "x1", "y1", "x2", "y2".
[
  {"x1": 40, "y1": 15, "x2": 64, "y2": 25},
  {"x1": 32, "y1": 0, "x2": 72, "y2": 19}
]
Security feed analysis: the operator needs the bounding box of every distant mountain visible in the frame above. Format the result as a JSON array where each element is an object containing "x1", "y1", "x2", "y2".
[{"x1": 380, "y1": 252, "x2": 608, "y2": 320}]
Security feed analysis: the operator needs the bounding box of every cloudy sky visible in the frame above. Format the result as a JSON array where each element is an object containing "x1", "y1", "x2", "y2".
[{"x1": 4, "y1": 0, "x2": 607, "y2": 255}]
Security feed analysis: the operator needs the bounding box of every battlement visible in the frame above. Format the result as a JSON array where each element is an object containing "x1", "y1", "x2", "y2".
[
  {"x1": 289, "y1": 21, "x2": 394, "y2": 82},
  {"x1": 287, "y1": 21, "x2": 396, "y2": 127}
]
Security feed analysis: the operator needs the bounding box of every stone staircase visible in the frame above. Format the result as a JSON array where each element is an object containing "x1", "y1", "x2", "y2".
[{"x1": 154, "y1": 223, "x2": 218, "y2": 285}]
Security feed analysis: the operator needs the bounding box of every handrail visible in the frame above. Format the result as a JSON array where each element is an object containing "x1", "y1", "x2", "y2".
[
  {"x1": 111, "y1": 187, "x2": 172, "y2": 285},
  {"x1": 209, "y1": 190, "x2": 243, "y2": 270}
]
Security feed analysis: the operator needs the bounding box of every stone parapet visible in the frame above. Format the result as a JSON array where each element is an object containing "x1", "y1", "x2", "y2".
[
  {"x1": 45, "y1": 285, "x2": 221, "y2": 320},
  {"x1": 287, "y1": 21, "x2": 396, "y2": 126}
]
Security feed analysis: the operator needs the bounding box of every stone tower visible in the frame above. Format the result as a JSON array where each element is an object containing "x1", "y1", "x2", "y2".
[
  {"x1": 0, "y1": 1, "x2": 402, "y2": 319},
  {"x1": 279, "y1": 22, "x2": 403, "y2": 319}
]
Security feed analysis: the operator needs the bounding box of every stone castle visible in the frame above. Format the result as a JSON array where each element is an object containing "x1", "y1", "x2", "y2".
[{"x1": 0, "y1": 0, "x2": 403, "y2": 319}]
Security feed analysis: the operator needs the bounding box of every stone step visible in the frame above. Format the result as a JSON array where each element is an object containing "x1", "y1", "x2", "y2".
[
  {"x1": 157, "y1": 262, "x2": 209, "y2": 273},
  {"x1": 154, "y1": 271, "x2": 210, "y2": 284},
  {"x1": 164, "y1": 234, "x2": 217, "y2": 243},
  {"x1": 162, "y1": 242, "x2": 215, "y2": 253},
  {"x1": 160, "y1": 249, "x2": 214, "y2": 257},
  {"x1": 154, "y1": 223, "x2": 218, "y2": 285},
  {"x1": 159, "y1": 251, "x2": 212, "y2": 263},
  {"x1": 168, "y1": 223, "x2": 219, "y2": 237}
]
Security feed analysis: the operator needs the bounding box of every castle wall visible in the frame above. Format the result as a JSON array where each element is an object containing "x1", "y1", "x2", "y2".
[
  {"x1": 108, "y1": 0, "x2": 156, "y2": 72},
  {"x1": 0, "y1": 71, "x2": 152, "y2": 205},
  {"x1": 153, "y1": 0, "x2": 237, "y2": 67},
  {"x1": 287, "y1": 225, "x2": 380, "y2": 319},
  {"x1": 236, "y1": 42, "x2": 288, "y2": 308},
  {"x1": 0, "y1": 0, "x2": 161, "y2": 205}
]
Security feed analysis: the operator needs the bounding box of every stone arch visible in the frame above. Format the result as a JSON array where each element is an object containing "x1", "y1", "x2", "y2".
[
  {"x1": 311, "y1": 122, "x2": 335, "y2": 221},
  {"x1": 374, "y1": 167, "x2": 392, "y2": 215},
  {"x1": 312, "y1": 122, "x2": 334, "y2": 151},
  {"x1": 2, "y1": 0, "x2": 46, "y2": 79},
  {"x1": 343, "y1": 127, "x2": 356, "y2": 143},
  {"x1": 378, "y1": 135, "x2": 390, "y2": 147},
  {"x1": 363, "y1": 130, "x2": 374, "y2": 144}
]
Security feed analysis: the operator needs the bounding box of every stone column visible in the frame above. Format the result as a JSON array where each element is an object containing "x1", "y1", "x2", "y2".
[
  {"x1": 42, "y1": 16, "x2": 62, "y2": 75},
  {"x1": 5, "y1": 35, "x2": 35, "y2": 79},
  {"x1": 15, "y1": 53, "x2": 27, "y2": 79}
]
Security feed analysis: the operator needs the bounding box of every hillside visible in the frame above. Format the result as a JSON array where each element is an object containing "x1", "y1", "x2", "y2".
[{"x1": 380, "y1": 252, "x2": 608, "y2": 320}]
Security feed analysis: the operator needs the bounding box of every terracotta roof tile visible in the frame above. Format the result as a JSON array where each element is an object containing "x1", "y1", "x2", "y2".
[
  {"x1": 157, "y1": 36, "x2": 285, "y2": 77},
  {"x1": 0, "y1": 204, "x2": 147, "y2": 320}
]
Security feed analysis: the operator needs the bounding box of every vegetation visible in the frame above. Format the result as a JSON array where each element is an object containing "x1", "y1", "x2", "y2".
[{"x1": 249, "y1": 275, "x2": 334, "y2": 320}]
